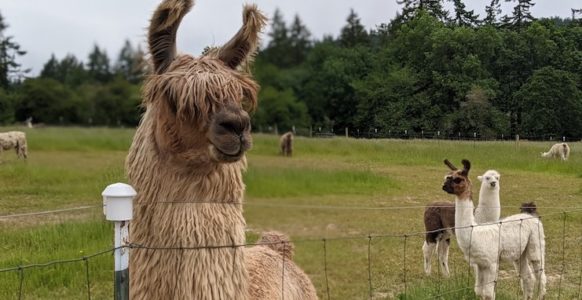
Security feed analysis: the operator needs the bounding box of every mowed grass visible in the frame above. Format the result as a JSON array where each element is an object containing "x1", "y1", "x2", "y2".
[{"x1": 1, "y1": 127, "x2": 581, "y2": 299}]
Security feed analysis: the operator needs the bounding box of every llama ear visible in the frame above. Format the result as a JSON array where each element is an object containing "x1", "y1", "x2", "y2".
[
  {"x1": 216, "y1": 4, "x2": 267, "y2": 70},
  {"x1": 148, "y1": 0, "x2": 193, "y2": 74},
  {"x1": 461, "y1": 159, "x2": 471, "y2": 176},
  {"x1": 477, "y1": 175, "x2": 483, "y2": 182},
  {"x1": 444, "y1": 159, "x2": 457, "y2": 171}
]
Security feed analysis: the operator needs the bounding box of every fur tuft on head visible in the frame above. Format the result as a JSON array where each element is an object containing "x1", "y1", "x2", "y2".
[{"x1": 520, "y1": 202, "x2": 538, "y2": 216}]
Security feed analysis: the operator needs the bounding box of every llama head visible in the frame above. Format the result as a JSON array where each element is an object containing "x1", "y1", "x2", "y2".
[
  {"x1": 520, "y1": 202, "x2": 538, "y2": 215},
  {"x1": 442, "y1": 159, "x2": 472, "y2": 198},
  {"x1": 144, "y1": 0, "x2": 267, "y2": 164},
  {"x1": 477, "y1": 170, "x2": 500, "y2": 190}
]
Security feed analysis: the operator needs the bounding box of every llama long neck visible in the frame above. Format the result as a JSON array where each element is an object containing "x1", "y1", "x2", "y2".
[
  {"x1": 454, "y1": 195, "x2": 477, "y2": 251},
  {"x1": 475, "y1": 186, "x2": 500, "y2": 223}
]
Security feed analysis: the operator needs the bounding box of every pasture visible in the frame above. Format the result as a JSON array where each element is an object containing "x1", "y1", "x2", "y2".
[{"x1": 1, "y1": 127, "x2": 581, "y2": 299}]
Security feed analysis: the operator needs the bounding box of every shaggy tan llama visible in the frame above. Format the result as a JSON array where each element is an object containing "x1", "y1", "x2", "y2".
[
  {"x1": 280, "y1": 131, "x2": 294, "y2": 156},
  {"x1": 126, "y1": 1, "x2": 317, "y2": 299},
  {"x1": 0, "y1": 131, "x2": 28, "y2": 159}
]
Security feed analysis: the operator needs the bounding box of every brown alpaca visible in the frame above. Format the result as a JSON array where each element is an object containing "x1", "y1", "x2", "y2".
[
  {"x1": 126, "y1": 1, "x2": 316, "y2": 299},
  {"x1": 280, "y1": 131, "x2": 293, "y2": 156},
  {"x1": 247, "y1": 232, "x2": 318, "y2": 299}
]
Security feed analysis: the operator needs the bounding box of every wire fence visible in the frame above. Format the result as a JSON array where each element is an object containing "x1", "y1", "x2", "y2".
[
  {"x1": 1, "y1": 205, "x2": 582, "y2": 299},
  {"x1": 258, "y1": 126, "x2": 582, "y2": 142}
]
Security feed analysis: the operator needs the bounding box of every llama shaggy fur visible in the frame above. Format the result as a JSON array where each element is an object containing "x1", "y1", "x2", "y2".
[
  {"x1": 247, "y1": 232, "x2": 318, "y2": 299},
  {"x1": 423, "y1": 170, "x2": 501, "y2": 277},
  {"x1": 280, "y1": 131, "x2": 293, "y2": 157},
  {"x1": 541, "y1": 142, "x2": 570, "y2": 161},
  {"x1": 0, "y1": 131, "x2": 28, "y2": 159},
  {"x1": 127, "y1": 1, "x2": 315, "y2": 299},
  {"x1": 443, "y1": 159, "x2": 546, "y2": 300}
]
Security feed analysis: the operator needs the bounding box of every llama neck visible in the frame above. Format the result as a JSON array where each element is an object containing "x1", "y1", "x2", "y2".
[
  {"x1": 475, "y1": 187, "x2": 500, "y2": 223},
  {"x1": 454, "y1": 195, "x2": 476, "y2": 249}
]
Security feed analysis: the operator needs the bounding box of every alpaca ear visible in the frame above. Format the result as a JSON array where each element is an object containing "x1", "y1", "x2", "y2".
[
  {"x1": 148, "y1": 0, "x2": 193, "y2": 74},
  {"x1": 216, "y1": 4, "x2": 267, "y2": 70},
  {"x1": 477, "y1": 175, "x2": 483, "y2": 182},
  {"x1": 444, "y1": 159, "x2": 457, "y2": 171},
  {"x1": 461, "y1": 159, "x2": 471, "y2": 176}
]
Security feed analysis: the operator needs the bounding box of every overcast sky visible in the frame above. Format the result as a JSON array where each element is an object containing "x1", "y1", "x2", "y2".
[{"x1": 1, "y1": 0, "x2": 579, "y2": 75}]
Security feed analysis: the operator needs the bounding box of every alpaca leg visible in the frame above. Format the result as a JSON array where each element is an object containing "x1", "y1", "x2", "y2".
[
  {"x1": 518, "y1": 256, "x2": 535, "y2": 300},
  {"x1": 479, "y1": 264, "x2": 497, "y2": 300},
  {"x1": 474, "y1": 265, "x2": 483, "y2": 299},
  {"x1": 422, "y1": 241, "x2": 436, "y2": 275},
  {"x1": 437, "y1": 237, "x2": 450, "y2": 277},
  {"x1": 530, "y1": 259, "x2": 546, "y2": 299}
]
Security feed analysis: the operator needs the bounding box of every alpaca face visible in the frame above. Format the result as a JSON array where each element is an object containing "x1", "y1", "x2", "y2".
[
  {"x1": 442, "y1": 159, "x2": 472, "y2": 197},
  {"x1": 477, "y1": 170, "x2": 500, "y2": 189},
  {"x1": 144, "y1": 0, "x2": 266, "y2": 165}
]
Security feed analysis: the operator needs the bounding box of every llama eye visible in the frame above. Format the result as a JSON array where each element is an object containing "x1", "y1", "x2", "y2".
[
  {"x1": 485, "y1": 177, "x2": 490, "y2": 180},
  {"x1": 453, "y1": 178, "x2": 463, "y2": 184}
]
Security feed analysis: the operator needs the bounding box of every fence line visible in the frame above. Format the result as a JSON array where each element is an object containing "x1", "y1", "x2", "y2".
[
  {"x1": 2, "y1": 208, "x2": 581, "y2": 299},
  {"x1": 4, "y1": 203, "x2": 582, "y2": 221}
]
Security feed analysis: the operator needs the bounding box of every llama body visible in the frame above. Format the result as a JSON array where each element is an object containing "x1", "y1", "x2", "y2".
[
  {"x1": 127, "y1": 1, "x2": 316, "y2": 299},
  {"x1": 280, "y1": 131, "x2": 293, "y2": 156},
  {"x1": 541, "y1": 142, "x2": 570, "y2": 161},
  {"x1": 444, "y1": 159, "x2": 546, "y2": 300},
  {"x1": 0, "y1": 131, "x2": 28, "y2": 159},
  {"x1": 423, "y1": 170, "x2": 501, "y2": 277}
]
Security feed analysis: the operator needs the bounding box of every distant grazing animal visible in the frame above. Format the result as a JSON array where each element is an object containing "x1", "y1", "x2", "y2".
[
  {"x1": 443, "y1": 159, "x2": 546, "y2": 300},
  {"x1": 0, "y1": 131, "x2": 28, "y2": 159},
  {"x1": 280, "y1": 131, "x2": 294, "y2": 157},
  {"x1": 126, "y1": 0, "x2": 315, "y2": 299},
  {"x1": 541, "y1": 143, "x2": 570, "y2": 161},
  {"x1": 423, "y1": 169, "x2": 501, "y2": 277}
]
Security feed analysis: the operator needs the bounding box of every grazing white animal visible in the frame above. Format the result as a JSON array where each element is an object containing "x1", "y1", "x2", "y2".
[
  {"x1": 541, "y1": 143, "x2": 570, "y2": 161},
  {"x1": 443, "y1": 159, "x2": 546, "y2": 300},
  {"x1": 423, "y1": 169, "x2": 501, "y2": 278},
  {"x1": 0, "y1": 131, "x2": 28, "y2": 159}
]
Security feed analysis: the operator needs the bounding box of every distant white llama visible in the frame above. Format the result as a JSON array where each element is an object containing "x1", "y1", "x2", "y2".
[
  {"x1": 443, "y1": 159, "x2": 546, "y2": 300},
  {"x1": 0, "y1": 131, "x2": 28, "y2": 159},
  {"x1": 541, "y1": 143, "x2": 570, "y2": 161}
]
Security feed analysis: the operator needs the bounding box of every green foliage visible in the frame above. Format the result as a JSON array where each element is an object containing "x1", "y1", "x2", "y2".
[
  {"x1": 0, "y1": 11, "x2": 27, "y2": 89},
  {"x1": 517, "y1": 67, "x2": 582, "y2": 136},
  {"x1": 253, "y1": 86, "x2": 310, "y2": 132}
]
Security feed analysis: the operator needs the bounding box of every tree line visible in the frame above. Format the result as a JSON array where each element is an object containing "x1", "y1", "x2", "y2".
[{"x1": 1, "y1": 0, "x2": 581, "y2": 138}]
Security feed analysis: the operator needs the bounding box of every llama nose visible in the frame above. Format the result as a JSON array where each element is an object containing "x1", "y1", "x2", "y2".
[{"x1": 491, "y1": 182, "x2": 496, "y2": 187}]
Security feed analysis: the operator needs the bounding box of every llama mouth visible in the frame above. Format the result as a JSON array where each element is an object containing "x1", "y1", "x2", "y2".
[{"x1": 212, "y1": 144, "x2": 244, "y2": 162}]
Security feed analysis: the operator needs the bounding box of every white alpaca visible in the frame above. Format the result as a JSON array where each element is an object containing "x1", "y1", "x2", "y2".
[
  {"x1": 423, "y1": 170, "x2": 501, "y2": 277},
  {"x1": 443, "y1": 159, "x2": 546, "y2": 300},
  {"x1": 474, "y1": 170, "x2": 500, "y2": 224},
  {"x1": 0, "y1": 131, "x2": 28, "y2": 159},
  {"x1": 541, "y1": 143, "x2": 570, "y2": 161}
]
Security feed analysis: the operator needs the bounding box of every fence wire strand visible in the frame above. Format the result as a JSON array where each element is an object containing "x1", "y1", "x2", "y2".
[{"x1": 2, "y1": 208, "x2": 581, "y2": 299}]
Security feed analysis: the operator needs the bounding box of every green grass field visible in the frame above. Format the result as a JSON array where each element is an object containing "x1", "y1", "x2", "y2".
[{"x1": 1, "y1": 127, "x2": 581, "y2": 299}]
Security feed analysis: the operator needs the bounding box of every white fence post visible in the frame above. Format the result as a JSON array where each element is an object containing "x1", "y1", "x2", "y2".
[{"x1": 102, "y1": 183, "x2": 136, "y2": 300}]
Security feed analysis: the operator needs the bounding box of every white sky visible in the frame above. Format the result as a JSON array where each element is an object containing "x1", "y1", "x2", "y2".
[{"x1": 0, "y1": 0, "x2": 579, "y2": 75}]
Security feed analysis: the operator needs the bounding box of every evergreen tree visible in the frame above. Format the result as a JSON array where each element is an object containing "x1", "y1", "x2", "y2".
[
  {"x1": 87, "y1": 44, "x2": 111, "y2": 83},
  {"x1": 484, "y1": 0, "x2": 502, "y2": 25},
  {"x1": 339, "y1": 9, "x2": 369, "y2": 47},
  {"x1": 288, "y1": 15, "x2": 312, "y2": 65},
  {"x1": 450, "y1": 0, "x2": 479, "y2": 27},
  {"x1": 397, "y1": 0, "x2": 449, "y2": 22},
  {"x1": 262, "y1": 9, "x2": 292, "y2": 68},
  {"x1": 501, "y1": 0, "x2": 536, "y2": 28},
  {"x1": 114, "y1": 40, "x2": 146, "y2": 83},
  {"x1": 0, "y1": 11, "x2": 27, "y2": 89}
]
